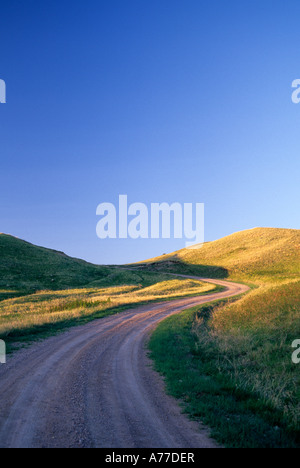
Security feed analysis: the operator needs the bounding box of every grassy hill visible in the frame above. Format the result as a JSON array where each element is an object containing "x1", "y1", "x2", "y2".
[
  {"x1": 133, "y1": 228, "x2": 300, "y2": 283},
  {"x1": 0, "y1": 234, "x2": 111, "y2": 298},
  {"x1": 146, "y1": 228, "x2": 300, "y2": 447}
]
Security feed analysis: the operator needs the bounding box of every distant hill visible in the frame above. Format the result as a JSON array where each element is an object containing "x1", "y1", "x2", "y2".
[
  {"x1": 133, "y1": 228, "x2": 300, "y2": 282},
  {"x1": 0, "y1": 234, "x2": 109, "y2": 295},
  {"x1": 1, "y1": 228, "x2": 298, "y2": 298}
]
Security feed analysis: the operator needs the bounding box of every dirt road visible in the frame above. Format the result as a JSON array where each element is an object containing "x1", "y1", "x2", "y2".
[{"x1": 0, "y1": 278, "x2": 249, "y2": 448}]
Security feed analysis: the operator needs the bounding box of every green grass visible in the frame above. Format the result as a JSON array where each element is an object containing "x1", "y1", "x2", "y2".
[
  {"x1": 143, "y1": 228, "x2": 300, "y2": 447},
  {"x1": 149, "y1": 300, "x2": 300, "y2": 448},
  {"x1": 202, "y1": 280, "x2": 300, "y2": 431},
  {"x1": 0, "y1": 233, "x2": 117, "y2": 295}
]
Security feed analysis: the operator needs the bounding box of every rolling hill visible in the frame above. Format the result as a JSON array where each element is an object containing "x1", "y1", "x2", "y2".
[
  {"x1": 0, "y1": 234, "x2": 110, "y2": 297},
  {"x1": 132, "y1": 227, "x2": 300, "y2": 283}
]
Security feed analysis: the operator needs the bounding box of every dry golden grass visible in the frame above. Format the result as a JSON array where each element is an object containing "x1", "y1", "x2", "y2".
[
  {"x1": 138, "y1": 227, "x2": 300, "y2": 283},
  {"x1": 193, "y1": 280, "x2": 300, "y2": 430},
  {"x1": 0, "y1": 278, "x2": 215, "y2": 337}
]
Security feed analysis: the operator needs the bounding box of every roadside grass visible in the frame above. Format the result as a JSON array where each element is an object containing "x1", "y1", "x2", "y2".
[
  {"x1": 145, "y1": 228, "x2": 300, "y2": 447},
  {"x1": 149, "y1": 293, "x2": 300, "y2": 448},
  {"x1": 0, "y1": 273, "x2": 220, "y2": 353},
  {"x1": 200, "y1": 280, "x2": 300, "y2": 433}
]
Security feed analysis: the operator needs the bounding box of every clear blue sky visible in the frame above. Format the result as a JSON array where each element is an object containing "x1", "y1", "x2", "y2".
[{"x1": 0, "y1": 0, "x2": 299, "y2": 264}]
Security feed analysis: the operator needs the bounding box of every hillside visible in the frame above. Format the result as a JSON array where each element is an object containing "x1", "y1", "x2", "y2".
[
  {"x1": 133, "y1": 228, "x2": 300, "y2": 283},
  {"x1": 147, "y1": 228, "x2": 300, "y2": 446},
  {"x1": 0, "y1": 234, "x2": 109, "y2": 297}
]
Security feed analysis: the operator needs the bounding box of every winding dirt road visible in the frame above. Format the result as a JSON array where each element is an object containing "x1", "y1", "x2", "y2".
[{"x1": 0, "y1": 277, "x2": 249, "y2": 448}]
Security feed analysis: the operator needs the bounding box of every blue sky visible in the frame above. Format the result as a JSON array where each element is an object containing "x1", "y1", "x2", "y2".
[{"x1": 0, "y1": 0, "x2": 299, "y2": 264}]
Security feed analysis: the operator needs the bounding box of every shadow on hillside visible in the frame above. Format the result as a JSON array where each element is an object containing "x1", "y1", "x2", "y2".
[{"x1": 131, "y1": 257, "x2": 229, "y2": 279}]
